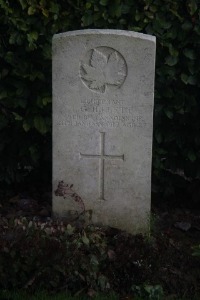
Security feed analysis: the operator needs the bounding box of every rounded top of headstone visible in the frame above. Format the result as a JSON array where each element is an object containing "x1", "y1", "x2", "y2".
[{"x1": 53, "y1": 29, "x2": 156, "y2": 43}]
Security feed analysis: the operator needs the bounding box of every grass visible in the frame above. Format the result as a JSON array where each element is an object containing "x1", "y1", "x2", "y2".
[
  {"x1": 2, "y1": 290, "x2": 200, "y2": 300},
  {"x1": 0, "y1": 290, "x2": 118, "y2": 300}
]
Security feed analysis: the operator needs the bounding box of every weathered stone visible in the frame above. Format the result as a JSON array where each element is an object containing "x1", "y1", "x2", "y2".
[{"x1": 52, "y1": 29, "x2": 156, "y2": 234}]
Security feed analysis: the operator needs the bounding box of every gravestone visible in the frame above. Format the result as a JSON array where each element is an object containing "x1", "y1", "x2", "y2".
[{"x1": 52, "y1": 29, "x2": 156, "y2": 234}]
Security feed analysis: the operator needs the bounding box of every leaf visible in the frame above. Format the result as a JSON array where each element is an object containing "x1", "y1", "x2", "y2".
[
  {"x1": 165, "y1": 56, "x2": 178, "y2": 66},
  {"x1": 121, "y1": 4, "x2": 131, "y2": 14},
  {"x1": 187, "y1": 0, "x2": 198, "y2": 15},
  {"x1": 42, "y1": 97, "x2": 51, "y2": 106},
  {"x1": 188, "y1": 150, "x2": 196, "y2": 162},
  {"x1": 12, "y1": 112, "x2": 23, "y2": 121},
  {"x1": 82, "y1": 232, "x2": 90, "y2": 245},
  {"x1": 188, "y1": 75, "x2": 197, "y2": 85},
  {"x1": 149, "y1": 5, "x2": 157, "y2": 13},
  {"x1": 107, "y1": 249, "x2": 116, "y2": 261},
  {"x1": 100, "y1": 0, "x2": 108, "y2": 6},
  {"x1": 19, "y1": 0, "x2": 27, "y2": 9},
  {"x1": 28, "y1": 221, "x2": 33, "y2": 228},
  {"x1": 109, "y1": 2, "x2": 121, "y2": 17},
  {"x1": 41, "y1": 8, "x2": 49, "y2": 18},
  {"x1": 135, "y1": 13, "x2": 141, "y2": 22},
  {"x1": 183, "y1": 48, "x2": 196, "y2": 60},
  {"x1": 164, "y1": 109, "x2": 173, "y2": 119},
  {"x1": 28, "y1": 6, "x2": 36, "y2": 15},
  {"x1": 182, "y1": 21, "x2": 193, "y2": 31},
  {"x1": 188, "y1": 63, "x2": 195, "y2": 75},
  {"x1": 192, "y1": 245, "x2": 200, "y2": 256},
  {"x1": 169, "y1": 46, "x2": 179, "y2": 57},
  {"x1": 29, "y1": 146, "x2": 40, "y2": 162},
  {"x1": 155, "y1": 132, "x2": 162, "y2": 144},
  {"x1": 81, "y1": 14, "x2": 93, "y2": 26},
  {"x1": 23, "y1": 121, "x2": 30, "y2": 132},
  {"x1": 66, "y1": 224, "x2": 75, "y2": 235},
  {"x1": 27, "y1": 31, "x2": 38, "y2": 43},
  {"x1": 86, "y1": 3, "x2": 92, "y2": 9},
  {"x1": 174, "y1": 222, "x2": 191, "y2": 231},
  {"x1": 34, "y1": 116, "x2": 47, "y2": 134},
  {"x1": 50, "y1": 3, "x2": 59, "y2": 14},
  {"x1": 159, "y1": 18, "x2": 171, "y2": 29},
  {"x1": 98, "y1": 275, "x2": 108, "y2": 290},
  {"x1": 169, "y1": 9, "x2": 183, "y2": 21},
  {"x1": 9, "y1": 33, "x2": 17, "y2": 45},
  {"x1": 90, "y1": 255, "x2": 99, "y2": 266},
  {"x1": 181, "y1": 73, "x2": 188, "y2": 84}
]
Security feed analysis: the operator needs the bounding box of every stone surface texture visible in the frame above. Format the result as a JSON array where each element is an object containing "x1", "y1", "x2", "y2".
[{"x1": 53, "y1": 29, "x2": 156, "y2": 234}]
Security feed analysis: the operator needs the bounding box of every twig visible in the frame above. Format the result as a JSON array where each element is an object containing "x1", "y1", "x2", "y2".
[{"x1": 55, "y1": 181, "x2": 85, "y2": 213}]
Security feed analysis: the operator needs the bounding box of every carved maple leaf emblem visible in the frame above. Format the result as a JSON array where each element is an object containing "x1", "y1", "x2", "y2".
[{"x1": 80, "y1": 48, "x2": 126, "y2": 93}]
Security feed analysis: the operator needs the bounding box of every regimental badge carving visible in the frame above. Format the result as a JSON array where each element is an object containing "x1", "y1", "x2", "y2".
[{"x1": 80, "y1": 46, "x2": 127, "y2": 93}]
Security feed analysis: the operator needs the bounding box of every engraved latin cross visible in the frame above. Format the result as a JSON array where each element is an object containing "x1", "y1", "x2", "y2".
[{"x1": 80, "y1": 132, "x2": 124, "y2": 201}]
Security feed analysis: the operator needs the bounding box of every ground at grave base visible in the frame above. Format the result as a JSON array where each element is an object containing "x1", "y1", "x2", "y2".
[{"x1": 0, "y1": 185, "x2": 200, "y2": 299}]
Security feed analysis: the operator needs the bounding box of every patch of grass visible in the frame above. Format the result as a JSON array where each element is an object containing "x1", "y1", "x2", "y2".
[
  {"x1": 0, "y1": 290, "x2": 118, "y2": 300},
  {"x1": 1, "y1": 213, "x2": 200, "y2": 299}
]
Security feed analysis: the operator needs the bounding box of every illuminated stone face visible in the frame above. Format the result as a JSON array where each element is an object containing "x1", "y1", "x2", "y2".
[{"x1": 52, "y1": 29, "x2": 156, "y2": 234}]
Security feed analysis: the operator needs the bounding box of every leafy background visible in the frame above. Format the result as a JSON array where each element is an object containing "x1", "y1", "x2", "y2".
[{"x1": 0, "y1": 0, "x2": 200, "y2": 199}]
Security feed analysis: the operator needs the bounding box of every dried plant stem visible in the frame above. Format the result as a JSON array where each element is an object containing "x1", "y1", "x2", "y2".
[{"x1": 55, "y1": 181, "x2": 85, "y2": 213}]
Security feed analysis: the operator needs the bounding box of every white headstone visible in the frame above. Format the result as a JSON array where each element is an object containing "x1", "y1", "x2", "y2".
[{"x1": 53, "y1": 29, "x2": 156, "y2": 234}]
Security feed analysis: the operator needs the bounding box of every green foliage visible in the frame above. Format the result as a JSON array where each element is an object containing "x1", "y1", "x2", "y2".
[
  {"x1": 192, "y1": 244, "x2": 200, "y2": 257},
  {"x1": 0, "y1": 0, "x2": 200, "y2": 195},
  {"x1": 132, "y1": 284, "x2": 164, "y2": 300},
  {"x1": 0, "y1": 290, "x2": 118, "y2": 299},
  {"x1": 0, "y1": 217, "x2": 159, "y2": 296},
  {"x1": 0, "y1": 218, "x2": 109, "y2": 293},
  {"x1": 0, "y1": 0, "x2": 82, "y2": 184}
]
